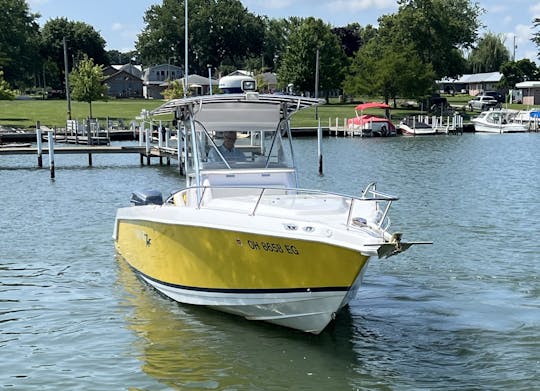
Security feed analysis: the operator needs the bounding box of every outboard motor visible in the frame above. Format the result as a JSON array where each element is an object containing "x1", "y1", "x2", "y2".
[{"x1": 130, "y1": 189, "x2": 163, "y2": 206}]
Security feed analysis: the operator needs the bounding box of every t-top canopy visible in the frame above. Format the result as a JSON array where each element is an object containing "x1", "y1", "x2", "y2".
[
  {"x1": 355, "y1": 102, "x2": 391, "y2": 111},
  {"x1": 150, "y1": 93, "x2": 325, "y2": 132},
  {"x1": 194, "y1": 101, "x2": 281, "y2": 132}
]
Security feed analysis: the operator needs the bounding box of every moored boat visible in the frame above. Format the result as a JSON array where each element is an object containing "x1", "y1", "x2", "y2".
[
  {"x1": 347, "y1": 102, "x2": 396, "y2": 137},
  {"x1": 113, "y1": 93, "x2": 426, "y2": 334},
  {"x1": 471, "y1": 109, "x2": 529, "y2": 133},
  {"x1": 399, "y1": 116, "x2": 446, "y2": 136}
]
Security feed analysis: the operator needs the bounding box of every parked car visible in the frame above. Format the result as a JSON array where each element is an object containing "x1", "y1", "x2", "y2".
[
  {"x1": 484, "y1": 90, "x2": 505, "y2": 103},
  {"x1": 468, "y1": 95, "x2": 499, "y2": 111}
]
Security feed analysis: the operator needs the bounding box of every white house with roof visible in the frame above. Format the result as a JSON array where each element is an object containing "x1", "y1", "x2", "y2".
[
  {"x1": 515, "y1": 81, "x2": 540, "y2": 105},
  {"x1": 167, "y1": 74, "x2": 219, "y2": 96},
  {"x1": 437, "y1": 72, "x2": 502, "y2": 95}
]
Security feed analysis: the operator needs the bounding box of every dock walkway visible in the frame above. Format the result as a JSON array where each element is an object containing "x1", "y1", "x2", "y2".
[
  {"x1": 1, "y1": 123, "x2": 184, "y2": 178},
  {"x1": 0, "y1": 145, "x2": 146, "y2": 156}
]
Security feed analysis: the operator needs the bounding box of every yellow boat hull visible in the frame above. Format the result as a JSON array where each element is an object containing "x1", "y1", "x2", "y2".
[{"x1": 115, "y1": 219, "x2": 371, "y2": 333}]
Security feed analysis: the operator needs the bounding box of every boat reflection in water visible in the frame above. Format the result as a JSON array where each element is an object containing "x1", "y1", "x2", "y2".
[{"x1": 117, "y1": 257, "x2": 367, "y2": 390}]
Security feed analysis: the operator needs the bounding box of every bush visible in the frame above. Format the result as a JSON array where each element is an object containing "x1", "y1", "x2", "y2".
[{"x1": 0, "y1": 71, "x2": 16, "y2": 100}]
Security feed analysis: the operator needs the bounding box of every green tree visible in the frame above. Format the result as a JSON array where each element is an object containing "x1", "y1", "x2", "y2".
[
  {"x1": 107, "y1": 50, "x2": 139, "y2": 65},
  {"x1": 499, "y1": 59, "x2": 540, "y2": 89},
  {"x1": 278, "y1": 17, "x2": 346, "y2": 97},
  {"x1": 0, "y1": 0, "x2": 40, "y2": 88},
  {"x1": 344, "y1": 40, "x2": 435, "y2": 104},
  {"x1": 40, "y1": 18, "x2": 108, "y2": 90},
  {"x1": 380, "y1": 0, "x2": 483, "y2": 78},
  {"x1": 331, "y1": 23, "x2": 378, "y2": 59},
  {"x1": 531, "y1": 18, "x2": 540, "y2": 58},
  {"x1": 69, "y1": 55, "x2": 108, "y2": 118},
  {"x1": 468, "y1": 33, "x2": 510, "y2": 73},
  {"x1": 0, "y1": 70, "x2": 16, "y2": 100},
  {"x1": 162, "y1": 79, "x2": 185, "y2": 99},
  {"x1": 260, "y1": 18, "x2": 289, "y2": 71},
  {"x1": 136, "y1": 0, "x2": 265, "y2": 75}
]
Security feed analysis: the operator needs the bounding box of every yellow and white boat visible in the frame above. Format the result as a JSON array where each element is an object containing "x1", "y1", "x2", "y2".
[{"x1": 114, "y1": 92, "x2": 423, "y2": 334}]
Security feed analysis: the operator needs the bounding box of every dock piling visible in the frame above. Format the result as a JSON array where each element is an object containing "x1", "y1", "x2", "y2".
[
  {"x1": 47, "y1": 129, "x2": 55, "y2": 179},
  {"x1": 36, "y1": 121, "x2": 43, "y2": 168},
  {"x1": 317, "y1": 119, "x2": 323, "y2": 176},
  {"x1": 145, "y1": 127, "x2": 151, "y2": 165}
]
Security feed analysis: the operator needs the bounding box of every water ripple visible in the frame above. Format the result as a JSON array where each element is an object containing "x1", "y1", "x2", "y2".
[{"x1": 1, "y1": 136, "x2": 539, "y2": 390}]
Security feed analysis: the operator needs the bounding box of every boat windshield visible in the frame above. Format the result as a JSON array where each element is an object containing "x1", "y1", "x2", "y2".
[{"x1": 189, "y1": 129, "x2": 294, "y2": 170}]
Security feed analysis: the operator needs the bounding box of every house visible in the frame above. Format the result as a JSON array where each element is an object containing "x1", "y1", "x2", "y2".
[
  {"x1": 515, "y1": 81, "x2": 540, "y2": 105},
  {"x1": 143, "y1": 64, "x2": 184, "y2": 99},
  {"x1": 437, "y1": 72, "x2": 502, "y2": 96},
  {"x1": 227, "y1": 70, "x2": 253, "y2": 77},
  {"x1": 257, "y1": 72, "x2": 278, "y2": 93},
  {"x1": 172, "y1": 74, "x2": 219, "y2": 96},
  {"x1": 102, "y1": 64, "x2": 144, "y2": 98}
]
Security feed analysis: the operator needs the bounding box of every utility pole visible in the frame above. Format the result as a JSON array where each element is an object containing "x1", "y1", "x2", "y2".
[
  {"x1": 63, "y1": 37, "x2": 72, "y2": 120},
  {"x1": 314, "y1": 48, "x2": 320, "y2": 119},
  {"x1": 208, "y1": 65, "x2": 213, "y2": 95},
  {"x1": 513, "y1": 35, "x2": 517, "y2": 61}
]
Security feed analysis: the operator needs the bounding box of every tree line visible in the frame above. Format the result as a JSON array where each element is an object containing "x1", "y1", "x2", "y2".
[{"x1": 2, "y1": 0, "x2": 540, "y2": 103}]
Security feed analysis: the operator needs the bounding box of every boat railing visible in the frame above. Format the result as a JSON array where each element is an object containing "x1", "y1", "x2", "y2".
[{"x1": 168, "y1": 184, "x2": 398, "y2": 233}]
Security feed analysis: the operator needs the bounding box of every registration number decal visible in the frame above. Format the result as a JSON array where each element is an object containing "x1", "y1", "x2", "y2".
[{"x1": 245, "y1": 239, "x2": 300, "y2": 255}]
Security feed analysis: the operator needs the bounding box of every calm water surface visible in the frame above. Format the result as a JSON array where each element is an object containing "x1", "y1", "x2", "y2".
[{"x1": 1, "y1": 133, "x2": 539, "y2": 390}]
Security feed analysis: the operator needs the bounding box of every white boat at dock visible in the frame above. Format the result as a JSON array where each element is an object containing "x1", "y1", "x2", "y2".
[
  {"x1": 113, "y1": 92, "x2": 427, "y2": 334},
  {"x1": 399, "y1": 114, "x2": 462, "y2": 135},
  {"x1": 471, "y1": 109, "x2": 529, "y2": 133}
]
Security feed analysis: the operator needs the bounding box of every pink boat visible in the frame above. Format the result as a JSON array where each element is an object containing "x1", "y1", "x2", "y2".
[{"x1": 347, "y1": 102, "x2": 396, "y2": 137}]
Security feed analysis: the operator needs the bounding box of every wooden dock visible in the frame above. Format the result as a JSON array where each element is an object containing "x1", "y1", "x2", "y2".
[{"x1": 0, "y1": 145, "x2": 145, "y2": 155}]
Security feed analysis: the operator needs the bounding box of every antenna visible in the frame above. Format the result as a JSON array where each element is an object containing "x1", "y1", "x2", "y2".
[{"x1": 184, "y1": 0, "x2": 188, "y2": 98}]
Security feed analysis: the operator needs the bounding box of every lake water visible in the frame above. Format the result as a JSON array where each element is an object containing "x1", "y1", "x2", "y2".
[{"x1": 1, "y1": 133, "x2": 539, "y2": 390}]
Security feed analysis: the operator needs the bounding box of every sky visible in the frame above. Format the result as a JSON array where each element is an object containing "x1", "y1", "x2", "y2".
[{"x1": 28, "y1": 0, "x2": 540, "y2": 65}]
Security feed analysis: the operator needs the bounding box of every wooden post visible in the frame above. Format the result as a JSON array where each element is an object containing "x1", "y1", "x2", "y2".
[
  {"x1": 166, "y1": 125, "x2": 172, "y2": 164},
  {"x1": 145, "y1": 127, "x2": 151, "y2": 165},
  {"x1": 36, "y1": 121, "x2": 43, "y2": 168},
  {"x1": 177, "y1": 125, "x2": 184, "y2": 175},
  {"x1": 47, "y1": 129, "x2": 55, "y2": 179},
  {"x1": 88, "y1": 153, "x2": 93, "y2": 166},
  {"x1": 165, "y1": 127, "x2": 170, "y2": 149},
  {"x1": 158, "y1": 121, "x2": 163, "y2": 149}
]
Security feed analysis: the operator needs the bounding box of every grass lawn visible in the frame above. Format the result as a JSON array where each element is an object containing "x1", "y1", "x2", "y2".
[
  {"x1": 0, "y1": 98, "x2": 165, "y2": 129},
  {"x1": 0, "y1": 95, "x2": 530, "y2": 130}
]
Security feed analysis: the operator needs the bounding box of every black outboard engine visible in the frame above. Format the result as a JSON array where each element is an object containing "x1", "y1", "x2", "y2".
[{"x1": 130, "y1": 189, "x2": 163, "y2": 206}]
